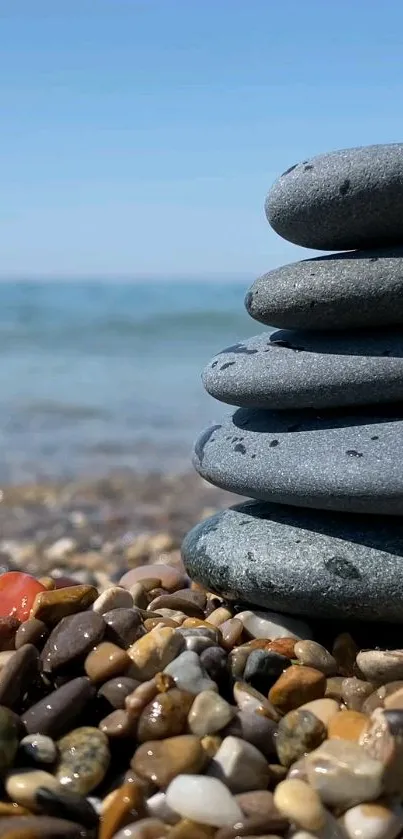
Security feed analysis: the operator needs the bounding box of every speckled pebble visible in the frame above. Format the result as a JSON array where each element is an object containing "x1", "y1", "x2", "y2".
[
  {"x1": 275, "y1": 708, "x2": 327, "y2": 767},
  {"x1": 56, "y1": 726, "x2": 110, "y2": 794}
]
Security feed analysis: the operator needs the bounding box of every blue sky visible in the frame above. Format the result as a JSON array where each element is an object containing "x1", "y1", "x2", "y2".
[{"x1": 1, "y1": 0, "x2": 403, "y2": 278}]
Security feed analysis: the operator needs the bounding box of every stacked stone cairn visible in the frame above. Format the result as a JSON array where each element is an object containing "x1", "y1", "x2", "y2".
[{"x1": 183, "y1": 143, "x2": 403, "y2": 623}]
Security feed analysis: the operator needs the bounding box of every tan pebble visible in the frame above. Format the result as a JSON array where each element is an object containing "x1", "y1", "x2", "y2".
[
  {"x1": 5, "y1": 769, "x2": 60, "y2": 810},
  {"x1": 300, "y1": 698, "x2": 340, "y2": 727},
  {"x1": 357, "y1": 650, "x2": 403, "y2": 684},
  {"x1": 85, "y1": 642, "x2": 130, "y2": 683},
  {"x1": 154, "y1": 672, "x2": 175, "y2": 692},
  {"x1": 92, "y1": 586, "x2": 133, "y2": 614},
  {"x1": 341, "y1": 801, "x2": 403, "y2": 839},
  {"x1": 0, "y1": 801, "x2": 29, "y2": 816},
  {"x1": 30, "y1": 585, "x2": 98, "y2": 624},
  {"x1": 294, "y1": 640, "x2": 337, "y2": 675},
  {"x1": 342, "y1": 677, "x2": 376, "y2": 711},
  {"x1": 111, "y1": 818, "x2": 170, "y2": 838},
  {"x1": 207, "y1": 607, "x2": 233, "y2": 627},
  {"x1": 219, "y1": 618, "x2": 243, "y2": 650},
  {"x1": 267, "y1": 637, "x2": 297, "y2": 657},
  {"x1": 182, "y1": 618, "x2": 221, "y2": 635},
  {"x1": 168, "y1": 819, "x2": 215, "y2": 838},
  {"x1": 201, "y1": 734, "x2": 222, "y2": 758},
  {"x1": 132, "y1": 735, "x2": 207, "y2": 787},
  {"x1": 188, "y1": 690, "x2": 234, "y2": 736},
  {"x1": 328, "y1": 710, "x2": 369, "y2": 742},
  {"x1": 384, "y1": 686, "x2": 403, "y2": 709},
  {"x1": 229, "y1": 646, "x2": 250, "y2": 678},
  {"x1": 332, "y1": 633, "x2": 358, "y2": 676},
  {"x1": 127, "y1": 626, "x2": 184, "y2": 680},
  {"x1": 325, "y1": 676, "x2": 345, "y2": 702},
  {"x1": 99, "y1": 779, "x2": 145, "y2": 839},
  {"x1": 56, "y1": 726, "x2": 110, "y2": 794},
  {"x1": 269, "y1": 665, "x2": 326, "y2": 713},
  {"x1": 99, "y1": 709, "x2": 138, "y2": 738},
  {"x1": 125, "y1": 678, "x2": 159, "y2": 718},
  {"x1": 137, "y1": 688, "x2": 193, "y2": 741},
  {"x1": 144, "y1": 618, "x2": 178, "y2": 631},
  {"x1": 274, "y1": 779, "x2": 326, "y2": 831}
]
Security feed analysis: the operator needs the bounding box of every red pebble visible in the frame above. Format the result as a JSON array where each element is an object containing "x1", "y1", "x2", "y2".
[{"x1": 0, "y1": 572, "x2": 46, "y2": 621}]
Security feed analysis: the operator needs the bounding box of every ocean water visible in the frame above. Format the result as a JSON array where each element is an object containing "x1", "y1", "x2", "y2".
[{"x1": 0, "y1": 280, "x2": 263, "y2": 483}]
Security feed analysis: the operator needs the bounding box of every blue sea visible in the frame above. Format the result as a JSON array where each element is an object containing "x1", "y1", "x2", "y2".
[{"x1": 0, "y1": 280, "x2": 262, "y2": 483}]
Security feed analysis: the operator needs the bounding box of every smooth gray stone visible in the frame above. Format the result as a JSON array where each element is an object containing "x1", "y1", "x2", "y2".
[
  {"x1": 193, "y1": 406, "x2": 403, "y2": 515},
  {"x1": 182, "y1": 500, "x2": 403, "y2": 622},
  {"x1": 203, "y1": 330, "x2": 403, "y2": 410},
  {"x1": 245, "y1": 247, "x2": 403, "y2": 331},
  {"x1": 266, "y1": 144, "x2": 403, "y2": 250}
]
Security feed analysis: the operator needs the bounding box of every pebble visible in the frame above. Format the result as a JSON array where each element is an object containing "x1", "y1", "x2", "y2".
[
  {"x1": 294, "y1": 641, "x2": 337, "y2": 676},
  {"x1": 169, "y1": 819, "x2": 215, "y2": 838},
  {"x1": 224, "y1": 710, "x2": 277, "y2": 760},
  {"x1": 325, "y1": 677, "x2": 345, "y2": 702},
  {"x1": 84, "y1": 641, "x2": 130, "y2": 683},
  {"x1": 233, "y1": 681, "x2": 280, "y2": 720},
  {"x1": 243, "y1": 649, "x2": 291, "y2": 693},
  {"x1": 327, "y1": 709, "x2": 369, "y2": 742},
  {"x1": 137, "y1": 688, "x2": 194, "y2": 741},
  {"x1": 183, "y1": 635, "x2": 215, "y2": 655},
  {"x1": 359, "y1": 708, "x2": 403, "y2": 792},
  {"x1": 188, "y1": 690, "x2": 234, "y2": 736},
  {"x1": 19, "y1": 735, "x2": 57, "y2": 766},
  {"x1": 15, "y1": 618, "x2": 48, "y2": 650},
  {"x1": 103, "y1": 608, "x2": 143, "y2": 648},
  {"x1": 127, "y1": 626, "x2": 184, "y2": 680},
  {"x1": 299, "y1": 698, "x2": 340, "y2": 727},
  {"x1": 356, "y1": 650, "x2": 403, "y2": 684},
  {"x1": 56, "y1": 726, "x2": 110, "y2": 795},
  {"x1": 208, "y1": 735, "x2": 271, "y2": 793},
  {"x1": 0, "y1": 644, "x2": 39, "y2": 708},
  {"x1": 228, "y1": 646, "x2": 249, "y2": 679},
  {"x1": 35, "y1": 787, "x2": 99, "y2": 829},
  {"x1": 5, "y1": 769, "x2": 60, "y2": 811},
  {"x1": 98, "y1": 676, "x2": 140, "y2": 710},
  {"x1": 274, "y1": 779, "x2": 326, "y2": 831},
  {"x1": 119, "y1": 565, "x2": 185, "y2": 592},
  {"x1": 45, "y1": 538, "x2": 77, "y2": 562},
  {"x1": 92, "y1": 586, "x2": 134, "y2": 614},
  {"x1": 99, "y1": 779, "x2": 145, "y2": 839},
  {"x1": 22, "y1": 677, "x2": 95, "y2": 738},
  {"x1": 148, "y1": 593, "x2": 205, "y2": 619},
  {"x1": 111, "y1": 819, "x2": 170, "y2": 838},
  {"x1": 146, "y1": 790, "x2": 180, "y2": 825},
  {"x1": 362, "y1": 682, "x2": 403, "y2": 714},
  {"x1": 164, "y1": 650, "x2": 218, "y2": 694},
  {"x1": 99, "y1": 708, "x2": 137, "y2": 739},
  {"x1": 177, "y1": 626, "x2": 220, "y2": 643},
  {"x1": 219, "y1": 618, "x2": 243, "y2": 650},
  {"x1": 0, "y1": 617, "x2": 20, "y2": 652},
  {"x1": 29, "y1": 585, "x2": 98, "y2": 624},
  {"x1": 0, "y1": 572, "x2": 46, "y2": 622},
  {"x1": 342, "y1": 677, "x2": 376, "y2": 711},
  {"x1": 0, "y1": 815, "x2": 87, "y2": 837},
  {"x1": 0, "y1": 706, "x2": 19, "y2": 771},
  {"x1": 384, "y1": 686, "x2": 403, "y2": 709},
  {"x1": 125, "y1": 678, "x2": 160, "y2": 718},
  {"x1": 236, "y1": 609, "x2": 311, "y2": 641},
  {"x1": 199, "y1": 647, "x2": 229, "y2": 691},
  {"x1": 166, "y1": 774, "x2": 243, "y2": 827},
  {"x1": 305, "y1": 738, "x2": 384, "y2": 808},
  {"x1": 269, "y1": 665, "x2": 326, "y2": 713},
  {"x1": 275, "y1": 708, "x2": 327, "y2": 767},
  {"x1": 341, "y1": 802, "x2": 403, "y2": 839},
  {"x1": 41, "y1": 611, "x2": 105, "y2": 673},
  {"x1": 130, "y1": 583, "x2": 149, "y2": 610},
  {"x1": 132, "y1": 735, "x2": 207, "y2": 787}
]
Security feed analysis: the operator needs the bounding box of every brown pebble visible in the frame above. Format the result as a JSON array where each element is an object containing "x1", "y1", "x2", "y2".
[
  {"x1": 84, "y1": 641, "x2": 130, "y2": 683},
  {"x1": 127, "y1": 626, "x2": 184, "y2": 680},
  {"x1": 148, "y1": 593, "x2": 205, "y2": 619},
  {"x1": 0, "y1": 644, "x2": 39, "y2": 709},
  {"x1": 294, "y1": 640, "x2": 337, "y2": 676},
  {"x1": 328, "y1": 710, "x2": 369, "y2": 742},
  {"x1": 137, "y1": 688, "x2": 194, "y2": 741},
  {"x1": 268, "y1": 665, "x2": 326, "y2": 713},
  {"x1": 41, "y1": 611, "x2": 105, "y2": 673},
  {"x1": 98, "y1": 677, "x2": 140, "y2": 710},
  {"x1": 22, "y1": 677, "x2": 95, "y2": 738},
  {"x1": 30, "y1": 585, "x2": 98, "y2": 624},
  {"x1": 267, "y1": 638, "x2": 297, "y2": 658},
  {"x1": 99, "y1": 779, "x2": 146, "y2": 839},
  {"x1": 0, "y1": 802, "x2": 29, "y2": 816},
  {"x1": 332, "y1": 632, "x2": 358, "y2": 676},
  {"x1": 125, "y1": 679, "x2": 160, "y2": 719},
  {"x1": 0, "y1": 618, "x2": 20, "y2": 652},
  {"x1": 132, "y1": 735, "x2": 207, "y2": 787},
  {"x1": 15, "y1": 619, "x2": 48, "y2": 650},
  {"x1": 0, "y1": 816, "x2": 86, "y2": 838},
  {"x1": 144, "y1": 618, "x2": 178, "y2": 631},
  {"x1": 220, "y1": 619, "x2": 243, "y2": 651},
  {"x1": 130, "y1": 583, "x2": 149, "y2": 610},
  {"x1": 99, "y1": 709, "x2": 138, "y2": 738}
]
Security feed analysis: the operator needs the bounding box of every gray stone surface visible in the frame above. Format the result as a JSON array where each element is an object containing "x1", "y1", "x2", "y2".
[
  {"x1": 193, "y1": 407, "x2": 403, "y2": 515},
  {"x1": 181, "y1": 500, "x2": 403, "y2": 622},
  {"x1": 266, "y1": 144, "x2": 403, "y2": 250},
  {"x1": 203, "y1": 330, "x2": 403, "y2": 410},
  {"x1": 245, "y1": 247, "x2": 403, "y2": 331}
]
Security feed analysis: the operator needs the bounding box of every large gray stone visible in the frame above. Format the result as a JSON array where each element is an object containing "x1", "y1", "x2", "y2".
[
  {"x1": 203, "y1": 330, "x2": 403, "y2": 410},
  {"x1": 266, "y1": 144, "x2": 403, "y2": 250},
  {"x1": 181, "y1": 501, "x2": 403, "y2": 622},
  {"x1": 245, "y1": 247, "x2": 403, "y2": 331},
  {"x1": 193, "y1": 407, "x2": 403, "y2": 515}
]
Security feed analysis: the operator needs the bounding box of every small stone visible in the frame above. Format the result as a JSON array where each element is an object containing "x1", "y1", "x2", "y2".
[
  {"x1": 274, "y1": 779, "x2": 326, "y2": 831},
  {"x1": 30, "y1": 585, "x2": 98, "y2": 625},
  {"x1": 236, "y1": 609, "x2": 312, "y2": 641},
  {"x1": 233, "y1": 681, "x2": 280, "y2": 721},
  {"x1": 35, "y1": 786, "x2": 99, "y2": 829},
  {"x1": 125, "y1": 678, "x2": 160, "y2": 719},
  {"x1": 0, "y1": 706, "x2": 19, "y2": 770},
  {"x1": 342, "y1": 677, "x2": 376, "y2": 711},
  {"x1": 137, "y1": 688, "x2": 194, "y2": 741},
  {"x1": 177, "y1": 626, "x2": 220, "y2": 643},
  {"x1": 188, "y1": 690, "x2": 235, "y2": 736},
  {"x1": 5, "y1": 769, "x2": 60, "y2": 811},
  {"x1": 224, "y1": 710, "x2": 277, "y2": 760},
  {"x1": 269, "y1": 665, "x2": 326, "y2": 713},
  {"x1": 132, "y1": 735, "x2": 207, "y2": 787},
  {"x1": 56, "y1": 726, "x2": 110, "y2": 795},
  {"x1": 294, "y1": 641, "x2": 337, "y2": 676},
  {"x1": 208, "y1": 735, "x2": 271, "y2": 793},
  {"x1": 305, "y1": 738, "x2": 384, "y2": 808},
  {"x1": 166, "y1": 774, "x2": 243, "y2": 827},
  {"x1": 267, "y1": 637, "x2": 297, "y2": 658},
  {"x1": 103, "y1": 607, "x2": 143, "y2": 648},
  {"x1": 244, "y1": 649, "x2": 291, "y2": 693},
  {"x1": 19, "y1": 734, "x2": 57, "y2": 766},
  {"x1": 0, "y1": 572, "x2": 46, "y2": 622},
  {"x1": 119, "y1": 565, "x2": 185, "y2": 592},
  {"x1": 229, "y1": 646, "x2": 249, "y2": 679},
  {"x1": 200, "y1": 647, "x2": 229, "y2": 691},
  {"x1": 0, "y1": 644, "x2": 39, "y2": 708},
  {"x1": 15, "y1": 617, "x2": 48, "y2": 650},
  {"x1": 0, "y1": 815, "x2": 85, "y2": 838},
  {"x1": 235, "y1": 789, "x2": 277, "y2": 818},
  {"x1": 356, "y1": 650, "x2": 403, "y2": 684},
  {"x1": 275, "y1": 708, "x2": 327, "y2": 767},
  {"x1": 333, "y1": 633, "x2": 358, "y2": 676},
  {"x1": 84, "y1": 641, "x2": 130, "y2": 683},
  {"x1": 41, "y1": 611, "x2": 105, "y2": 673},
  {"x1": 0, "y1": 617, "x2": 20, "y2": 651},
  {"x1": 127, "y1": 626, "x2": 184, "y2": 680},
  {"x1": 328, "y1": 710, "x2": 369, "y2": 742},
  {"x1": 164, "y1": 650, "x2": 218, "y2": 694},
  {"x1": 299, "y1": 698, "x2": 340, "y2": 728},
  {"x1": 98, "y1": 676, "x2": 140, "y2": 710},
  {"x1": 206, "y1": 607, "x2": 232, "y2": 627},
  {"x1": 130, "y1": 583, "x2": 149, "y2": 610},
  {"x1": 384, "y1": 686, "x2": 403, "y2": 709},
  {"x1": 22, "y1": 677, "x2": 95, "y2": 738},
  {"x1": 111, "y1": 818, "x2": 170, "y2": 838},
  {"x1": 341, "y1": 802, "x2": 403, "y2": 839},
  {"x1": 99, "y1": 708, "x2": 137, "y2": 738},
  {"x1": 220, "y1": 619, "x2": 243, "y2": 651},
  {"x1": 359, "y1": 707, "x2": 403, "y2": 792},
  {"x1": 98, "y1": 779, "x2": 145, "y2": 838},
  {"x1": 92, "y1": 586, "x2": 134, "y2": 614}
]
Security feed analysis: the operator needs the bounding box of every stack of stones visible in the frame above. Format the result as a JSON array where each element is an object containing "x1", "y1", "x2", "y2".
[{"x1": 183, "y1": 143, "x2": 403, "y2": 624}]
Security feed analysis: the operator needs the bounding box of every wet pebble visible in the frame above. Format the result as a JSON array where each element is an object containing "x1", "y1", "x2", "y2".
[
  {"x1": 148, "y1": 592, "x2": 205, "y2": 619},
  {"x1": 30, "y1": 584, "x2": 98, "y2": 624},
  {"x1": 359, "y1": 707, "x2": 403, "y2": 792},
  {"x1": 137, "y1": 688, "x2": 194, "y2": 741},
  {"x1": 84, "y1": 641, "x2": 130, "y2": 683},
  {"x1": 294, "y1": 640, "x2": 337, "y2": 675},
  {"x1": 0, "y1": 617, "x2": 20, "y2": 652},
  {"x1": 275, "y1": 708, "x2": 327, "y2": 767},
  {"x1": 164, "y1": 650, "x2": 217, "y2": 694},
  {"x1": 99, "y1": 708, "x2": 137, "y2": 739},
  {"x1": 92, "y1": 585, "x2": 134, "y2": 614},
  {"x1": 98, "y1": 778, "x2": 145, "y2": 838},
  {"x1": 341, "y1": 802, "x2": 403, "y2": 839},
  {"x1": 103, "y1": 608, "x2": 143, "y2": 648},
  {"x1": 243, "y1": 649, "x2": 290, "y2": 693},
  {"x1": 200, "y1": 646, "x2": 229, "y2": 691},
  {"x1": 35, "y1": 786, "x2": 99, "y2": 829},
  {"x1": 5, "y1": 769, "x2": 60, "y2": 810},
  {"x1": 327, "y1": 709, "x2": 369, "y2": 742},
  {"x1": 342, "y1": 676, "x2": 376, "y2": 711},
  {"x1": 236, "y1": 609, "x2": 311, "y2": 640},
  {"x1": 0, "y1": 815, "x2": 87, "y2": 837},
  {"x1": 146, "y1": 790, "x2": 180, "y2": 825},
  {"x1": 357, "y1": 650, "x2": 403, "y2": 684},
  {"x1": 166, "y1": 774, "x2": 243, "y2": 827},
  {"x1": 22, "y1": 677, "x2": 96, "y2": 738},
  {"x1": 274, "y1": 778, "x2": 326, "y2": 831},
  {"x1": 299, "y1": 697, "x2": 340, "y2": 727},
  {"x1": 19, "y1": 735, "x2": 57, "y2": 767},
  {"x1": 132, "y1": 735, "x2": 207, "y2": 787},
  {"x1": 56, "y1": 726, "x2": 110, "y2": 794},
  {"x1": 305, "y1": 738, "x2": 384, "y2": 808},
  {"x1": 41, "y1": 611, "x2": 105, "y2": 673},
  {"x1": 0, "y1": 644, "x2": 39, "y2": 709},
  {"x1": 224, "y1": 709, "x2": 277, "y2": 760},
  {"x1": 269, "y1": 665, "x2": 326, "y2": 713},
  {"x1": 219, "y1": 618, "x2": 243, "y2": 651},
  {"x1": 98, "y1": 676, "x2": 140, "y2": 710},
  {"x1": 15, "y1": 618, "x2": 48, "y2": 650},
  {"x1": 208, "y1": 735, "x2": 271, "y2": 793},
  {"x1": 188, "y1": 690, "x2": 234, "y2": 736},
  {"x1": 233, "y1": 681, "x2": 280, "y2": 720},
  {"x1": 128, "y1": 626, "x2": 184, "y2": 680}
]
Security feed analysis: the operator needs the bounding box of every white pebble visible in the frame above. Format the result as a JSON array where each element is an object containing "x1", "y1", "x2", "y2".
[
  {"x1": 146, "y1": 791, "x2": 180, "y2": 825},
  {"x1": 341, "y1": 802, "x2": 403, "y2": 839},
  {"x1": 92, "y1": 586, "x2": 133, "y2": 614},
  {"x1": 236, "y1": 608, "x2": 312, "y2": 640},
  {"x1": 166, "y1": 773, "x2": 243, "y2": 826}
]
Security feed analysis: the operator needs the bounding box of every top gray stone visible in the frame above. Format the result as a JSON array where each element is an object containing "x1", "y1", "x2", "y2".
[{"x1": 266, "y1": 144, "x2": 403, "y2": 251}]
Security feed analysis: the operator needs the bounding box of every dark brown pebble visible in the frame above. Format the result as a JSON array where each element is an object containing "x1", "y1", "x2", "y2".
[
  {"x1": 0, "y1": 645, "x2": 39, "y2": 708},
  {"x1": 35, "y1": 787, "x2": 99, "y2": 828},
  {"x1": 0, "y1": 617, "x2": 20, "y2": 651},
  {"x1": 137, "y1": 688, "x2": 194, "y2": 742},
  {"x1": 0, "y1": 816, "x2": 86, "y2": 838},
  {"x1": 103, "y1": 608, "x2": 143, "y2": 649},
  {"x1": 22, "y1": 677, "x2": 95, "y2": 738},
  {"x1": 41, "y1": 612, "x2": 105, "y2": 673},
  {"x1": 98, "y1": 677, "x2": 140, "y2": 710},
  {"x1": 15, "y1": 619, "x2": 48, "y2": 650}
]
